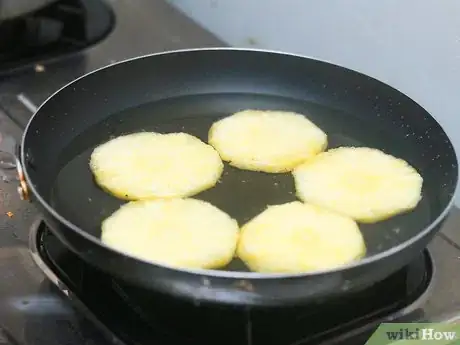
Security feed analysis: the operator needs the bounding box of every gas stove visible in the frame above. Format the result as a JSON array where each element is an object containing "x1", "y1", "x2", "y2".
[
  {"x1": 0, "y1": 0, "x2": 115, "y2": 75},
  {"x1": 29, "y1": 220, "x2": 433, "y2": 345},
  {"x1": 1, "y1": 1, "x2": 460, "y2": 344}
]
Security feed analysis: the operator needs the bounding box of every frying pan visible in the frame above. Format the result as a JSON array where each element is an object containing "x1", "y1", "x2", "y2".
[{"x1": 3, "y1": 48, "x2": 458, "y2": 307}]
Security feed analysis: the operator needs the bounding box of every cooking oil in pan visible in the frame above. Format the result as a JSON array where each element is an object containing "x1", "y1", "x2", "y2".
[{"x1": 51, "y1": 93, "x2": 432, "y2": 270}]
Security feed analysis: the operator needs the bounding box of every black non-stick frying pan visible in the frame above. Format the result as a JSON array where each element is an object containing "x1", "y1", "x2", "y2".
[{"x1": 4, "y1": 48, "x2": 458, "y2": 307}]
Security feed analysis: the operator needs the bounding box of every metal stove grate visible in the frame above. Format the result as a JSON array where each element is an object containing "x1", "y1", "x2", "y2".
[{"x1": 29, "y1": 220, "x2": 435, "y2": 345}]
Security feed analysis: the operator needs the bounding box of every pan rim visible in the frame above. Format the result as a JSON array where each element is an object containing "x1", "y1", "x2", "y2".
[{"x1": 21, "y1": 47, "x2": 459, "y2": 279}]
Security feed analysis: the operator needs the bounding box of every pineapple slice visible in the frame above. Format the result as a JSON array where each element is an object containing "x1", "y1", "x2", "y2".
[
  {"x1": 90, "y1": 132, "x2": 223, "y2": 200},
  {"x1": 237, "y1": 201, "x2": 366, "y2": 273},
  {"x1": 101, "y1": 198, "x2": 239, "y2": 269},
  {"x1": 208, "y1": 109, "x2": 327, "y2": 173},
  {"x1": 293, "y1": 147, "x2": 423, "y2": 223}
]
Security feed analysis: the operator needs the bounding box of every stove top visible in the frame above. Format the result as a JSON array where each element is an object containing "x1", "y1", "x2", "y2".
[
  {"x1": 29, "y1": 220, "x2": 434, "y2": 345},
  {"x1": 0, "y1": 0, "x2": 114, "y2": 75},
  {"x1": 1, "y1": 1, "x2": 460, "y2": 344}
]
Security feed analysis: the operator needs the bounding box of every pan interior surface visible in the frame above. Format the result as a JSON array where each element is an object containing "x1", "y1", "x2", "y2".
[{"x1": 51, "y1": 93, "x2": 438, "y2": 272}]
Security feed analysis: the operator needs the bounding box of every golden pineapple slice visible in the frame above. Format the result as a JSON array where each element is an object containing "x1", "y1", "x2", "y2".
[
  {"x1": 101, "y1": 198, "x2": 239, "y2": 269},
  {"x1": 237, "y1": 201, "x2": 366, "y2": 273},
  {"x1": 208, "y1": 109, "x2": 327, "y2": 173},
  {"x1": 293, "y1": 147, "x2": 423, "y2": 223},
  {"x1": 90, "y1": 132, "x2": 223, "y2": 200}
]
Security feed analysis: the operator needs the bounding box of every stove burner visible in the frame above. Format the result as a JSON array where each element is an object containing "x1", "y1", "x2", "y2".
[
  {"x1": 0, "y1": 0, "x2": 114, "y2": 75},
  {"x1": 29, "y1": 221, "x2": 434, "y2": 345}
]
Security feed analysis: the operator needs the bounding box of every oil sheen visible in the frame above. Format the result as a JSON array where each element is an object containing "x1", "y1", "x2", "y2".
[{"x1": 50, "y1": 93, "x2": 431, "y2": 270}]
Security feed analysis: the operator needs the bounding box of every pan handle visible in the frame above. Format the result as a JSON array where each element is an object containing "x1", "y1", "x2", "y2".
[
  {"x1": 0, "y1": 93, "x2": 38, "y2": 201},
  {"x1": 0, "y1": 145, "x2": 29, "y2": 201}
]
